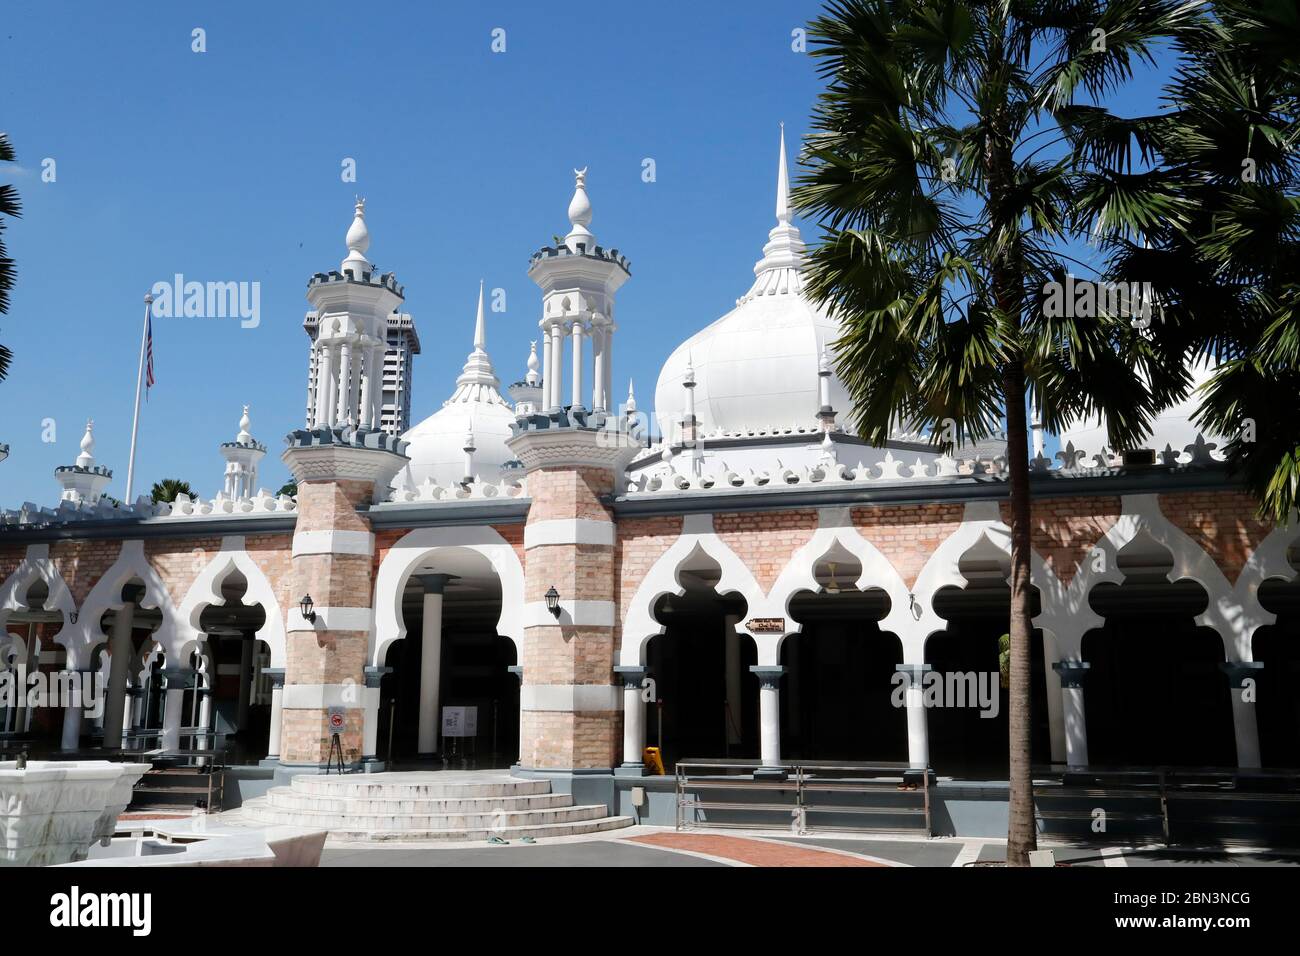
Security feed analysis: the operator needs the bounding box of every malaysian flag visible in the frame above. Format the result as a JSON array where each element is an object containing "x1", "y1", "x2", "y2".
[{"x1": 144, "y1": 301, "x2": 155, "y2": 396}]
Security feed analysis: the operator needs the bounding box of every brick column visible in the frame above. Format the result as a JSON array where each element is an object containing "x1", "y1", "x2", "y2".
[
  {"x1": 507, "y1": 416, "x2": 639, "y2": 773},
  {"x1": 279, "y1": 428, "x2": 407, "y2": 768}
]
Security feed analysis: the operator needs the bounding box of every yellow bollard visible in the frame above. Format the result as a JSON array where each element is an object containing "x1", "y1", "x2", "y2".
[{"x1": 642, "y1": 746, "x2": 665, "y2": 775}]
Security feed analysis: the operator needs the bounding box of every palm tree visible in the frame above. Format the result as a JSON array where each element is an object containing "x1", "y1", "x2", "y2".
[
  {"x1": 150, "y1": 478, "x2": 195, "y2": 504},
  {"x1": 0, "y1": 132, "x2": 21, "y2": 382},
  {"x1": 793, "y1": 0, "x2": 1199, "y2": 865},
  {"x1": 1114, "y1": 1, "x2": 1300, "y2": 522}
]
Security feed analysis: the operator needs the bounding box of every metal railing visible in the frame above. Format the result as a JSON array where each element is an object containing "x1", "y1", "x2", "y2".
[
  {"x1": 675, "y1": 759, "x2": 931, "y2": 836},
  {"x1": 1032, "y1": 764, "x2": 1300, "y2": 846}
]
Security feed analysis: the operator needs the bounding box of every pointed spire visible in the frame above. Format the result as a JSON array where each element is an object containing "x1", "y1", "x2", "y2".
[
  {"x1": 626, "y1": 379, "x2": 637, "y2": 414},
  {"x1": 473, "y1": 279, "x2": 487, "y2": 352},
  {"x1": 525, "y1": 341, "x2": 540, "y2": 385},
  {"x1": 776, "y1": 122, "x2": 791, "y2": 225},
  {"x1": 237, "y1": 405, "x2": 253, "y2": 444},
  {"x1": 342, "y1": 196, "x2": 371, "y2": 273},
  {"x1": 564, "y1": 167, "x2": 595, "y2": 252},
  {"x1": 76, "y1": 420, "x2": 95, "y2": 468},
  {"x1": 451, "y1": 283, "x2": 504, "y2": 400},
  {"x1": 742, "y1": 124, "x2": 807, "y2": 301}
]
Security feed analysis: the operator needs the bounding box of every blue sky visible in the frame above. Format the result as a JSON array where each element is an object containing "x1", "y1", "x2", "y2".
[{"x1": 0, "y1": 1, "x2": 1171, "y2": 506}]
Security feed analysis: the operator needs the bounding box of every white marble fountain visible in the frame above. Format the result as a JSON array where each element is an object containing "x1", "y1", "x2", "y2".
[{"x1": 0, "y1": 760, "x2": 150, "y2": 867}]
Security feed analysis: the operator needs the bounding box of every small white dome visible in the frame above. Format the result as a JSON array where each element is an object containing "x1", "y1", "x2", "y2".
[
  {"x1": 655, "y1": 126, "x2": 853, "y2": 437},
  {"x1": 399, "y1": 400, "x2": 517, "y2": 488},
  {"x1": 396, "y1": 283, "x2": 517, "y2": 489}
]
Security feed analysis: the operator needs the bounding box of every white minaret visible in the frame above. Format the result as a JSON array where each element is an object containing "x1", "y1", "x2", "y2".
[
  {"x1": 462, "y1": 426, "x2": 476, "y2": 485},
  {"x1": 508, "y1": 341, "x2": 545, "y2": 418},
  {"x1": 220, "y1": 405, "x2": 267, "y2": 499},
  {"x1": 55, "y1": 420, "x2": 113, "y2": 505},
  {"x1": 529, "y1": 168, "x2": 630, "y2": 417},
  {"x1": 306, "y1": 199, "x2": 405, "y2": 431},
  {"x1": 817, "y1": 341, "x2": 837, "y2": 432}
]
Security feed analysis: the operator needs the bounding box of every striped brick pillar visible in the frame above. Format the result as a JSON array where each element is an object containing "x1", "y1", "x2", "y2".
[
  {"x1": 507, "y1": 420, "x2": 639, "y2": 772},
  {"x1": 280, "y1": 428, "x2": 407, "y2": 768}
]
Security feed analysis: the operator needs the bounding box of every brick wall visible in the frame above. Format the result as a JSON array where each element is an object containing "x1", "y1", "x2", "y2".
[
  {"x1": 1159, "y1": 490, "x2": 1274, "y2": 585},
  {"x1": 997, "y1": 496, "x2": 1122, "y2": 585},
  {"x1": 850, "y1": 503, "x2": 965, "y2": 590},
  {"x1": 715, "y1": 509, "x2": 818, "y2": 592},
  {"x1": 613, "y1": 515, "x2": 683, "y2": 655}
]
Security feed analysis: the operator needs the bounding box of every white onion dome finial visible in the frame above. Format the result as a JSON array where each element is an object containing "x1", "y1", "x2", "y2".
[
  {"x1": 683, "y1": 355, "x2": 695, "y2": 387},
  {"x1": 77, "y1": 420, "x2": 95, "y2": 468},
  {"x1": 564, "y1": 167, "x2": 595, "y2": 252},
  {"x1": 463, "y1": 425, "x2": 476, "y2": 453},
  {"x1": 818, "y1": 342, "x2": 831, "y2": 376},
  {"x1": 343, "y1": 196, "x2": 371, "y2": 272},
  {"x1": 626, "y1": 379, "x2": 637, "y2": 414},
  {"x1": 237, "y1": 405, "x2": 253, "y2": 444},
  {"x1": 525, "y1": 340, "x2": 540, "y2": 385}
]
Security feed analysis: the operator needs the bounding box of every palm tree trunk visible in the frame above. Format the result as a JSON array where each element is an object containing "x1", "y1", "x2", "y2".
[{"x1": 1002, "y1": 362, "x2": 1038, "y2": 867}]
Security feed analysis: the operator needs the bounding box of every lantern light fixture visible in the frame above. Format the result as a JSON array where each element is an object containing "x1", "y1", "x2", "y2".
[
  {"x1": 300, "y1": 594, "x2": 317, "y2": 624},
  {"x1": 545, "y1": 586, "x2": 561, "y2": 619}
]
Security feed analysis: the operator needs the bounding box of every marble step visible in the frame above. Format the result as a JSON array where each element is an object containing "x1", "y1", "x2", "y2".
[
  {"x1": 241, "y1": 801, "x2": 633, "y2": 843},
  {"x1": 288, "y1": 773, "x2": 550, "y2": 800},
  {"x1": 263, "y1": 788, "x2": 574, "y2": 816},
  {"x1": 244, "y1": 800, "x2": 613, "y2": 831}
]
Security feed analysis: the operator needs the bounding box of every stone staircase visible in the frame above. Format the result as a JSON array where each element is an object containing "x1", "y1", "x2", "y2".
[{"x1": 242, "y1": 771, "x2": 633, "y2": 842}]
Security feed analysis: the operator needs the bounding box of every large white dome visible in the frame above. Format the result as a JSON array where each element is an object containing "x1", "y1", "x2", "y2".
[
  {"x1": 396, "y1": 284, "x2": 518, "y2": 489},
  {"x1": 655, "y1": 128, "x2": 853, "y2": 438}
]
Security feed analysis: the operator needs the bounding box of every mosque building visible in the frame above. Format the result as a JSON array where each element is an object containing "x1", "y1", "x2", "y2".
[{"x1": 1, "y1": 130, "x2": 1296, "y2": 836}]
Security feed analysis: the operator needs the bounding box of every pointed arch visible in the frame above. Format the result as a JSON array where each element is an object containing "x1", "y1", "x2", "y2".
[
  {"x1": 906, "y1": 501, "x2": 1055, "y2": 662},
  {"x1": 75, "y1": 540, "x2": 173, "y2": 671},
  {"x1": 618, "y1": 512, "x2": 767, "y2": 666},
  {"x1": 371, "y1": 524, "x2": 526, "y2": 665},
  {"x1": 0, "y1": 544, "x2": 78, "y2": 662},
  {"x1": 172, "y1": 536, "x2": 287, "y2": 667},
  {"x1": 766, "y1": 505, "x2": 909, "y2": 633}
]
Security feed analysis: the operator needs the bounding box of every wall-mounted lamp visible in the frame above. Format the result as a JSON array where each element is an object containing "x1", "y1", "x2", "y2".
[
  {"x1": 300, "y1": 594, "x2": 317, "y2": 624},
  {"x1": 545, "y1": 586, "x2": 561, "y2": 619},
  {"x1": 823, "y1": 562, "x2": 841, "y2": 595}
]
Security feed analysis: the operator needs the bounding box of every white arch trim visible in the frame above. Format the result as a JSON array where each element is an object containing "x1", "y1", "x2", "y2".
[
  {"x1": 0, "y1": 544, "x2": 78, "y2": 661},
  {"x1": 766, "y1": 505, "x2": 911, "y2": 645},
  {"x1": 172, "y1": 536, "x2": 288, "y2": 667},
  {"x1": 904, "y1": 501, "x2": 1062, "y2": 662},
  {"x1": 618, "y1": 512, "x2": 768, "y2": 667},
  {"x1": 75, "y1": 540, "x2": 173, "y2": 672},
  {"x1": 371, "y1": 524, "x2": 526, "y2": 665}
]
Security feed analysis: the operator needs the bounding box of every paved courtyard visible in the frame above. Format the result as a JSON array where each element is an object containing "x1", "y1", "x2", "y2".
[{"x1": 312, "y1": 825, "x2": 1300, "y2": 868}]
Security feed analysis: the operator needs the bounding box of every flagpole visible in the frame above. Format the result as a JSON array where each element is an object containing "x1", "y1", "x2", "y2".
[{"x1": 125, "y1": 293, "x2": 152, "y2": 504}]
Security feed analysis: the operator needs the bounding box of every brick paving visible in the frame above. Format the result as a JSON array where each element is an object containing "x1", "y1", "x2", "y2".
[{"x1": 626, "y1": 832, "x2": 888, "y2": 867}]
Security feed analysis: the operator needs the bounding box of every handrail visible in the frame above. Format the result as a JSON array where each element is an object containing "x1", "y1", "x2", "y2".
[
  {"x1": 675, "y1": 759, "x2": 931, "y2": 836},
  {"x1": 1033, "y1": 764, "x2": 1300, "y2": 846}
]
